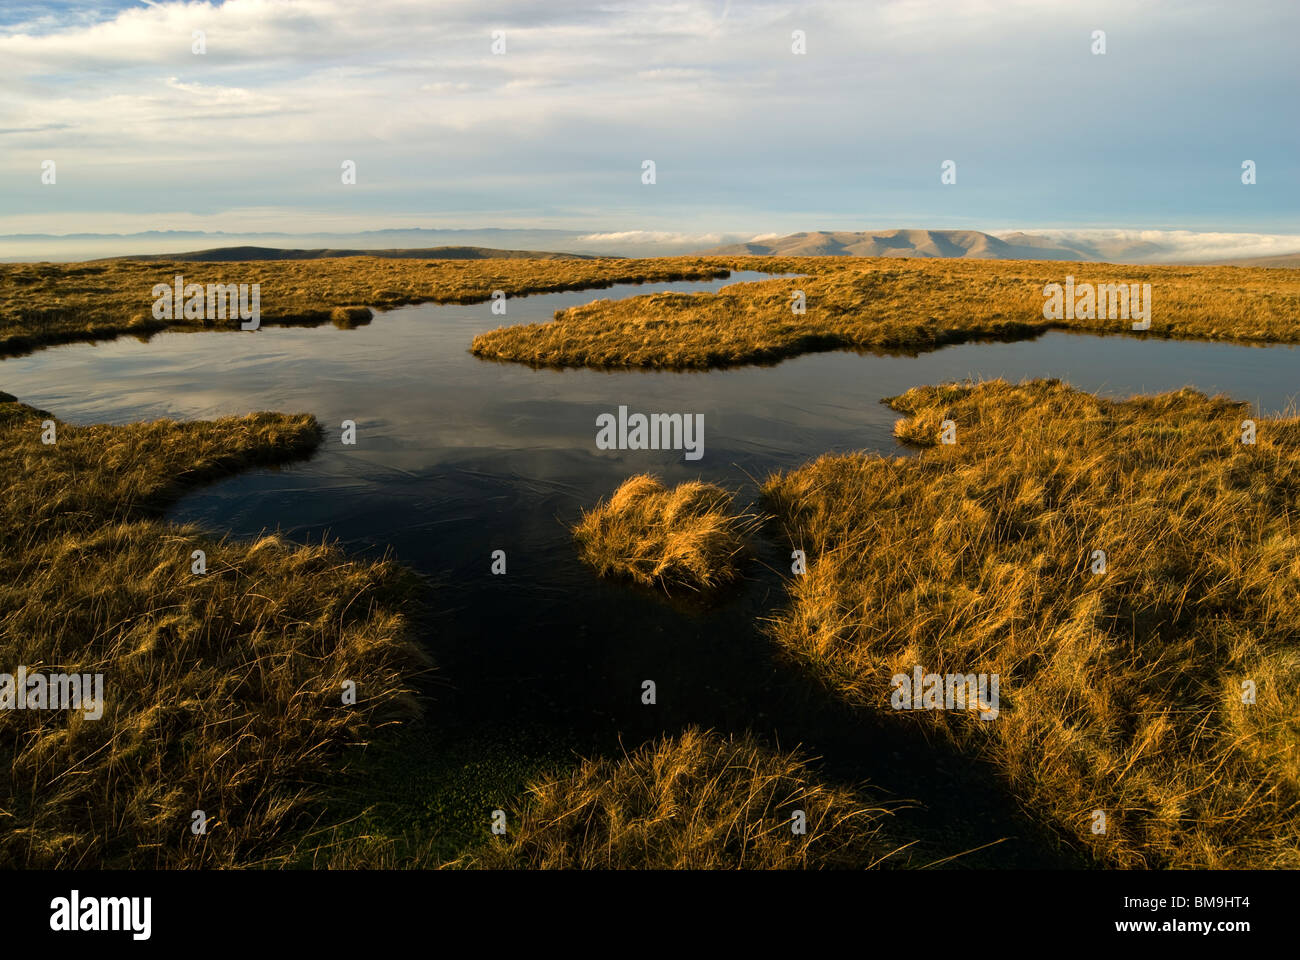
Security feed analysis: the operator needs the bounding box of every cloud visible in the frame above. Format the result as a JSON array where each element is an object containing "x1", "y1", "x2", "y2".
[
  {"x1": 576, "y1": 230, "x2": 735, "y2": 245},
  {"x1": 0, "y1": 0, "x2": 1296, "y2": 237},
  {"x1": 1002, "y1": 229, "x2": 1300, "y2": 263}
]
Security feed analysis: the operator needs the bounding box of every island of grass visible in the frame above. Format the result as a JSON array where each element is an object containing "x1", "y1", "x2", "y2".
[
  {"x1": 471, "y1": 258, "x2": 1300, "y2": 369},
  {"x1": 573, "y1": 474, "x2": 754, "y2": 593},
  {"x1": 760, "y1": 378, "x2": 1300, "y2": 869}
]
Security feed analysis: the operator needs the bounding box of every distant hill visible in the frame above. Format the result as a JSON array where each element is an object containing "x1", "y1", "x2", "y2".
[
  {"x1": 993, "y1": 231, "x2": 1172, "y2": 263},
  {"x1": 65, "y1": 235, "x2": 1300, "y2": 267},
  {"x1": 696, "y1": 229, "x2": 1097, "y2": 260},
  {"x1": 697, "y1": 228, "x2": 1300, "y2": 265},
  {"x1": 93, "y1": 245, "x2": 599, "y2": 263},
  {"x1": 1209, "y1": 252, "x2": 1300, "y2": 268},
  {"x1": 693, "y1": 228, "x2": 1229, "y2": 262}
]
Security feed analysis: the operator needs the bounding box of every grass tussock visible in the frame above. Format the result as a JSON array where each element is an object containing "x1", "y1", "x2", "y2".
[
  {"x1": 466, "y1": 727, "x2": 896, "y2": 869},
  {"x1": 762, "y1": 378, "x2": 1300, "y2": 868},
  {"x1": 471, "y1": 258, "x2": 1300, "y2": 368},
  {"x1": 573, "y1": 474, "x2": 754, "y2": 593},
  {"x1": 0, "y1": 257, "x2": 734, "y2": 357},
  {"x1": 0, "y1": 391, "x2": 428, "y2": 867}
]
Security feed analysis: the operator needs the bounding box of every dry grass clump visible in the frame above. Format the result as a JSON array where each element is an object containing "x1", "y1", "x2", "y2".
[
  {"x1": 471, "y1": 258, "x2": 1300, "y2": 368},
  {"x1": 467, "y1": 727, "x2": 896, "y2": 869},
  {"x1": 329, "y1": 305, "x2": 374, "y2": 328},
  {"x1": 0, "y1": 257, "x2": 736, "y2": 357},
  {"x1": 574, "y1": 474, "x2": 753, "y2": 592},
  {"x1": 762, "y1": 378, "x2": 1300, "y2": 868},
  {"x1": 0, "y1": 391, "x2": 428, "y2": 867}
]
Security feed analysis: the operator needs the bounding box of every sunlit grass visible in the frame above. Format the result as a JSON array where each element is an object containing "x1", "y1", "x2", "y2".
[
  {"x1": 462, "y1": 727, "x2": 902, "y2": 869},
  {"x1": 472, "y1": 258, "x2": 1300, "y2": 368},
  {"x1": 8, "y1": 250, "x2": 1300, "y2": 870},
  {"x1": 0, "y1": 391, "x2": 429, "y2": 867},
  {"x1": 573, "y1": 474, "x2": 756, "y2": 593},
  {"x1": 0, "y1": 256, "x2": 736, "y2": 356},
  {"x1": 762, "y1": 378, "x2": 1300, "y2": 868}
]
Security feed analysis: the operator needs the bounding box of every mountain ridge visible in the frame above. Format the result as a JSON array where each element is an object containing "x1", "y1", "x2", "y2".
[
  {"x1": 695, "y1": 229, "x2": 1300, "y2": 265},
  {"x1": 697, "y1": 229, "x2": 1100, "y2": 260}
]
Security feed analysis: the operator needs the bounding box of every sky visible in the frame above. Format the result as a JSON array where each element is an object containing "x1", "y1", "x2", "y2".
[{"x1": 1, "y1": 0, "x2": 1297, "y2": 256}]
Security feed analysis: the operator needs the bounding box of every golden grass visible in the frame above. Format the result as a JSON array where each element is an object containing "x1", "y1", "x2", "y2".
[
  {"x1": 761, "y1": 378, "x2": 1300, "y2": 868},
  {"x1": 0, "y1": 257, "x2": 734, "y2": 357},
  {"x1": 471, "y1": 258, "x2": 1300, "y2": 368},
  {"x1": 11, "y1": 251, "x2": 1300, "y2": 870},
  {"x1": 0, "y1": 391, "x2": 428, "y2": 867},
  {"x1": 573, "y1": 474, "x2": 754, "y2": 593},
  {"x1": 465, "y1": 727, "x2": 898, "y2": 869},
  {"x1": 17, "y1": 254, "x2": 1297, "y2": 370}
]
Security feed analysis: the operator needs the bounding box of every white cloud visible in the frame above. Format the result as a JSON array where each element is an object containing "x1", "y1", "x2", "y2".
[
  {"x1": 0, "y1": 0, "x2": 1295, "y2": 238},
  {"x1": 1003, "y1": 229, "x2": 1300, "y2": 263},
  {"x1": 576, "y1": 230, "x2": 733, "y2": 245}
]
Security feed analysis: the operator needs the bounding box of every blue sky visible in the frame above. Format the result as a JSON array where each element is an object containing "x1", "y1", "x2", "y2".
[{"x1": 1, "y1": 0, "x2": 1297, "y2": 256}]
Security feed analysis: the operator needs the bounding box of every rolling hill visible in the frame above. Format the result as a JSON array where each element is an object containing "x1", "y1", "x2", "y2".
[{"x1": 695, "y1": 229, "x2": 1093, "y2": 260}]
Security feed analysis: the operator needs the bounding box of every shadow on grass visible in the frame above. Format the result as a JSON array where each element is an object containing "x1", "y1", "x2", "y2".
[{"x1": 324, "y1": 513, "x2": 1089, "y2": 869}]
